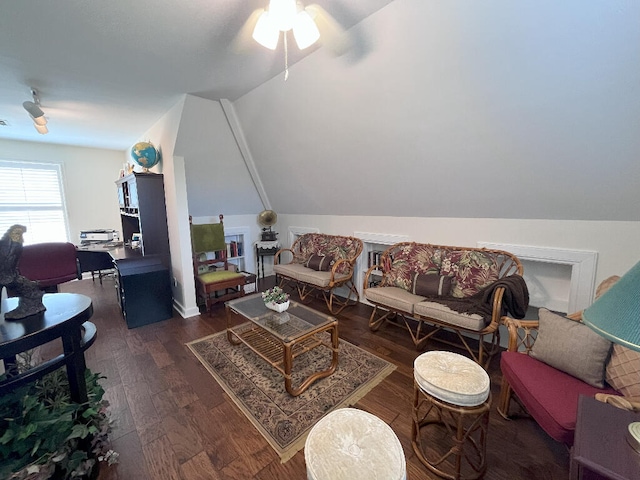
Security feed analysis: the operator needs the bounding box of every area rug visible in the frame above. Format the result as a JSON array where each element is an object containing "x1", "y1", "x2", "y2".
[{"x1": 186, "y1": 325, "x2": 396, "y2": 462}]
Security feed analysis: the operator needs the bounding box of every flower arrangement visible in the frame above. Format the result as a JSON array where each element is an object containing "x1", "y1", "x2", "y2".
[{"x1": 261, "y1": 286, "x2": 290, "y2": 305}]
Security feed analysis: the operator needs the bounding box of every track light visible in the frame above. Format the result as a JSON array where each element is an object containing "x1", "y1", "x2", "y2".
[{"x1": 23, "y1": 88, "x2": 48, "y2": 134}]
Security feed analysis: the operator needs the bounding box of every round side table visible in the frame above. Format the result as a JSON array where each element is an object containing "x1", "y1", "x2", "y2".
[
  {"x1": 305, "y1": 407, "x2": 406, "y2": 480},
  {"x1": 412, "y1": 351, "x2": 491, "y2": 480}
]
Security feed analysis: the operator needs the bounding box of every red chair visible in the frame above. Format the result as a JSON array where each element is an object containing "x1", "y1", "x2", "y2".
[{"x1": 17, "y1": 242, "x2": 81, "y2": 293}]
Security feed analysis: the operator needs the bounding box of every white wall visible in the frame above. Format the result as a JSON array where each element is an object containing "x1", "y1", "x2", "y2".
[
  {"x1": 0, "y1": 138, "x2": 122, "y2": 242},
  {"x1": 135, "y1": 96, "x2": 200, "y2": 318},
  {"x1": 137, "y1": 95, "x2": 267, "y2": 318},
  {"x1": 274, "y1": 214, "x2": 640, "y2": 298}
]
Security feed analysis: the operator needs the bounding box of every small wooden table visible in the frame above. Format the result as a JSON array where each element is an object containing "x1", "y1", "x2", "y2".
[
  {"x1": 255, "y1": 243, "x2": 279, "y2": 279},
  {"x1": 571, "y1": 395, "x2": 640, "y2": 480},
  {"x1": 0, "y1": 293, "x2": 96, "y2": 403},
  {"x1": 225, "y1": 294, "x2": 339, "y2": 396}
]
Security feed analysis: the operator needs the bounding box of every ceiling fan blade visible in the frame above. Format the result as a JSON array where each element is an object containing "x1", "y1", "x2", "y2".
[
  {"x1": 232, "y1": 8, "x2": 265, "y2": 54},
  {"x1": 306, "y1": 4, "x2": 352, "y2": 56}
]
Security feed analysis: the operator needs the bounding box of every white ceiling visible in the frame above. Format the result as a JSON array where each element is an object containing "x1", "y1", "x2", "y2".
[{"x1": 0, "y1": 0, "x2": 393, "y2": 151}]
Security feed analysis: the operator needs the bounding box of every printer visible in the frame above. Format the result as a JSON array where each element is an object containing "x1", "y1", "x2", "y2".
[{"x1": 79, "y1": 229, "x2": 119, "y2": 243}]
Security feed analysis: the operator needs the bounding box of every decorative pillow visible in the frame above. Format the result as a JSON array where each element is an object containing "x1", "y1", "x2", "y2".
[
  {"x1": 305, "y1": 253, "x2": 334, "y2": 272},
  {"x1": 530, "y1": 308, "x2": 612, "y2": 388},
  {"x1": 606, "y1": 344, "x2": 640, "y2": 396},
  {"x1": 411, "y1": 273, "x2": 452, "y2": 297}
]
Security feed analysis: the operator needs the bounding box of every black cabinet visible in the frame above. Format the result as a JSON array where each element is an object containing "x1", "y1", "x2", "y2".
[
  {"x1": 116, "y1": 173, "x2": 170, "y2": 267},
  {"x1": 115, "y1": 256, "x2": 172, "y2": 329},
  {"x1": 113, "y1": 173, "x2": 172, "y2": 327}
]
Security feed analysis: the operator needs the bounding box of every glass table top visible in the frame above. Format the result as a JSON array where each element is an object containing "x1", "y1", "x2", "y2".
[{"x1": 226, "y1": 293, "x2": 336, "y2": 342}]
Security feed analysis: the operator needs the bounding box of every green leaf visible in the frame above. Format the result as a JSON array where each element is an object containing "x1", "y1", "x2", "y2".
[
  {"x1": 0, "y1": 428, "x2": 15, "y2": 444},
  {"x1": 82, "y1": 407, "x2": 98, "y2": 418},
  {"x1": 67, "y1": 424, "x2": 89, "y2": 440},
  {"x1": 30, "y1": 437, "x2": 42, "y2": 456},
  {"x1": 17, "y1": 422, "x2": 37, "y2": 440}
]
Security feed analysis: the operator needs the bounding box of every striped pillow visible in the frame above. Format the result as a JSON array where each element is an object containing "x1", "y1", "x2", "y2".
[
  {"x1": 411, "y1": 273, "x2": 452, "y2": 297},
  {"x1": 305, "y1": 254, "x2": 334, "y2": 272}
]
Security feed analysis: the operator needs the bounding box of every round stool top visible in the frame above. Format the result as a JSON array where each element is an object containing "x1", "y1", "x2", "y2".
[
  {"x1": 305, "y1": 408, "x2": 406, "y2": 480},
  {"x1": 414, "y1": 351, "x2": 490, "y2": 406}
]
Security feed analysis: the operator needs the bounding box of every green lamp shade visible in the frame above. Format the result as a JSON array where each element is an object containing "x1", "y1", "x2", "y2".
[{"x1": 582, "y1": 260, "x2": 640, "y2": 352}]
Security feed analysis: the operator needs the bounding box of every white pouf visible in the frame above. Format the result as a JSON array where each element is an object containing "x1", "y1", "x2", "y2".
[
  {"x1": 414, "y1": 351, "x2": 490, "y2": 406},
  {"x1": 305, "y1": 408, "x2": 406, "y2": 480}
]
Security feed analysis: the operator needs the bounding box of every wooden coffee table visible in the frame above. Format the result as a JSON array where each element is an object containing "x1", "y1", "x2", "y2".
[{"x1": 225, "y1": 294, "x2": 339, "y2": 396}]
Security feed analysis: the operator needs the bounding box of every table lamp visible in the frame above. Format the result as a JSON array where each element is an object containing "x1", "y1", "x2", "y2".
[{"x1": 582, "y1": 259, "x2": 640, "y2": 453}]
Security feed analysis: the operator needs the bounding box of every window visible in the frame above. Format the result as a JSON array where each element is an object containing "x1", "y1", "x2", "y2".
[{"x1": 0, "y1": 160, "x2": 69, "y2": 244}]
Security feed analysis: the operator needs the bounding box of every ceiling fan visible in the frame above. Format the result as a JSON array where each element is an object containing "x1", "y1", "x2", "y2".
[{"x1": 236, "y1": 0, "x2": 351, "y2": 79}]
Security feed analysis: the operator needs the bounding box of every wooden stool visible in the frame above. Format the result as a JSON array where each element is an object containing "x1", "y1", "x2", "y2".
[
  {"x1": 305, "y1": 408, "x2": 406, "y2": 480},
  {"x1": 412, "y1": 351, "x2": 491, "y2": 480}
]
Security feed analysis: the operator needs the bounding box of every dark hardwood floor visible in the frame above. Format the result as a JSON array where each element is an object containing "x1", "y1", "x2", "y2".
[{"x1": 55, "y1": 277, "x2": 570, "y2": 479}]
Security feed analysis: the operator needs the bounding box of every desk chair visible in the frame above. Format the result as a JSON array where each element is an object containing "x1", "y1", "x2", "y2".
[
  {"x1": 76, "y1": 249, "x2": 115, "y2": 284},
  {"x1": 190, "y1": 215, "x2": 247, "y2": 315},
  {"x1": 17, "y1": 242, "x2": 82, "y2": 293}
]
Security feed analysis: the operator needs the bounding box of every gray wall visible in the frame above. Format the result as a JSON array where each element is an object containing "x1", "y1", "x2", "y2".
[
  {"x1": 176, "y1": 95, "x2": 263, "y2": 217},
  {"x1": 233, "y1": 0, "x2": 640, "y2": 221}
]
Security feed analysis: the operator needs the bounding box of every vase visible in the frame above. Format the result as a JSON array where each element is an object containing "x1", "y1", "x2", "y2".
[{"x1": 265, "y1": 300, "x2": 289, "y2": 313}]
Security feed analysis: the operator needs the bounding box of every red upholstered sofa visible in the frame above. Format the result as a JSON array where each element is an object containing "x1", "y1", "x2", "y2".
[
  {"x1": 498, "y1": 337, "x2": 617, "y2": 445},
  {"x1": 18, "y1": 242, "x2": 81, "y2": 292},
  {"x1": 497, "y1": 276, "x2": 639, "y2": 446}
]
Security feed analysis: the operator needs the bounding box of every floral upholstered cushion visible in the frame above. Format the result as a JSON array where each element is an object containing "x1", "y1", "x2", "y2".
[
  {"x1": 440, "y1": 250, "x2": 500, "y2": 298},
  {"x1": 386, "y1": 244, "x2": 443, "y2": 290},
  {"x1": 293, "y1": 234, "x2": 360, "y2": 274}
]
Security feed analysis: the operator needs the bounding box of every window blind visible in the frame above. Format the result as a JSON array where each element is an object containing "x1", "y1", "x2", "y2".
[{"x1": 0, "y1": 160, "x2": 69, "y2": 244}]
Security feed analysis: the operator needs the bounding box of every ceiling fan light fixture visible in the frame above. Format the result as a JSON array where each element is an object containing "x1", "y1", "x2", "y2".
[
  {"x1": 293, "y1": 9, "x2": 320, "y2": 49},
  {"x1": 34, "y1": 123, "x2": 48, "y2": 135},
  {"x1": 268, "y1": 0, "x2": 297, "y2": 31},
  {"x1": 252, "y1": 10, "x2": 279, "y2": 50}
]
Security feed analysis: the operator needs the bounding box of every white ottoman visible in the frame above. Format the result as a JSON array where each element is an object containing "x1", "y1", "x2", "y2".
[
  {"x1": 305, "y1": 408, "x2": 406, "y2": 480},
  {"x1": 411, "y1": 351, "x2": 491, "y2": 480}
]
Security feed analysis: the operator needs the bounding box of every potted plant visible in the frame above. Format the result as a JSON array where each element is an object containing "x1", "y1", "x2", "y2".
[
  {"x1": 0, "y1": 365, "x2": 118, "y2": 480},
  {"x1": 261, "y1": 286, "x2": 290, "y2": 312}
]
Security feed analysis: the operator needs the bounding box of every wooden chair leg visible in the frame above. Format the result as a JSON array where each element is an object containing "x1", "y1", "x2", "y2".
[
  {"x1": 497, "y1": 379, "x2": 513, "y2": 419},
  {"x1": 369, "y1": 306, "x2": 393, "y2": 331}
]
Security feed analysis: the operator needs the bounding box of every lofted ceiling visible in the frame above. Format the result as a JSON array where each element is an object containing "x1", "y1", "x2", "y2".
[{"x1": 0, "y1": 0, "x2": 393, "y2": 150}]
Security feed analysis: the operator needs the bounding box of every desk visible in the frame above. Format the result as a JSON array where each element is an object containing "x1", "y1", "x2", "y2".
[
  {"x1": 256, "y1": 242, "x2": 280, "y2": 279},
  {"x1": 0, "y1": 293, "x2": 96, "y2": 403},
  {"x1": 76, "y1": 243, "x2": 173, "y2": 328},
  {"x1": 571, "y1": 395, "x2": 640, "y2": 480}
]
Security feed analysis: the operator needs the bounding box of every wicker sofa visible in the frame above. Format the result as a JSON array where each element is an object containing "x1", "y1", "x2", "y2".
[
  {"x1": 273, "y1": 233, "x2": 363, "y2": 315},
  {"x1": 363, "y1": 242, "x2": 525, "y2": 366}
]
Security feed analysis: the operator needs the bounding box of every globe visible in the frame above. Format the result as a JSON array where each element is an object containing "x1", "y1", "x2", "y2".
[{"x1": 130, "y1": 141, "x2": 160, "y2": 170}]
